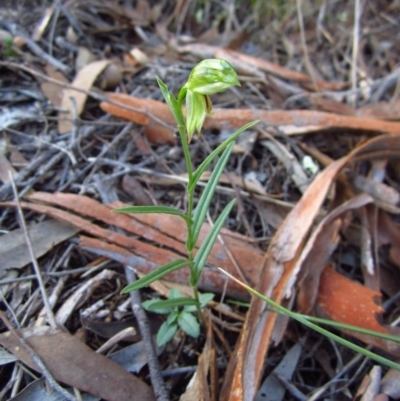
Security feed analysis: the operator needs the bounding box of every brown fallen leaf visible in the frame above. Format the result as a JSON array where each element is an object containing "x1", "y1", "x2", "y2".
[
  {"x1": 79, "y1": 235, "x2": 250, "y2": 301},
  {"x1": 59, "y1": 59, "x2": 111, "y2": 134},
  {"x1": 144, "y1": 119, "x2": 176, "y2": 145},
  {"x1": 1, "y1": 192, "x2": 262, "y2": 300},
  {"x1": 356, "y1": 99, "x2": 400, "y2": 121},
  {"x1": 40, "y1": 65, "x2": 69, "y2": 107},
  {"x1": 0, "y1": 219, "x2": 79, "y2": 272},
  {"x1": 0, "y1": 326, "x2": 155, "y2": 401},
  {"x1": 100, "y1": 93, "x2": 400, "y2": 135},
  {"x1": 25, "y1": 192, "x2": 264, "y2": 285},
  {"x1": 308, "y1": 95, "x2": 356, "y2": 115}
]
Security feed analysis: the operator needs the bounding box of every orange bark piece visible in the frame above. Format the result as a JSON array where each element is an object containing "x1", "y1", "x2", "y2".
[
  {"x1": 317, "y1": 266, "x2": 400, "y2": 356},
  {"x1": 317, "y1": 266, "x2": 384, "y2": 332}
]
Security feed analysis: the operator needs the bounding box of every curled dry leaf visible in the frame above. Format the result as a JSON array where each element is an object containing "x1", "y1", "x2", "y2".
[
  {"x1": 296, "y1": 193, "x2": 374, "y2": 314},
  {"x1": 40, "y1": 65, "x2": 69, "y2": 107},
  {"x1": 59, "y1": 60, "x2": 111, "y2": 134}
]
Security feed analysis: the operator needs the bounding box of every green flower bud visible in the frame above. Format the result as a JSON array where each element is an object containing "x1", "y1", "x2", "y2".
[
  {"x1": 186, "y1": 91, "x2": 212, "y2": 142},
  {"x1": 185, "y1": 59, "x2": 240, "y2": 95},
  {"x1": 183, "y1": 59, "x2": 239, "y2": 142}
]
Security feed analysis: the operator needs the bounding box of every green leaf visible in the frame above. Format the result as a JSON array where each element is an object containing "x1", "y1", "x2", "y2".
[
  {"x1": 157, "y1": 321, "x2": 178, "y2": 346},
  {"x1": 199, "y1": 293, "x2": 215, "y2": 308},
  {"x1": 192, "y1": 199, "x2": 236, "y2": 285},
  {"x1": 184, "y1": 293, "x2": 214, "y2": 312},
  {"x1": 156, "y1": 76, "x2": 185, "y2": 127},
  {"x1": 142, "y1": 298, "x2": 172, "y2": 314},
  {"x1": 168, "y1": 288, "x2": 182, "y2": 299},
  {"x1": 167, "y1": 311, "x2": 179, "y2": 325},
  {"x1": 190, "y1": 120, "x2": 259, "y2": 192},
  {"x1": 113, "y1": 205, "x2": 193, "y2": 227},
  {"x1": 120, "y1": 259, "x2": 191, "y2": 293},
  {"x1": 178, "y1": 311, "x2": 200, "y2": 338},
  {"x1": 188, "y1": 142, "x2": 234, "y2": 251},
  {"x1": 146, "y1": 297, "x2": 199, "y2": 311}
]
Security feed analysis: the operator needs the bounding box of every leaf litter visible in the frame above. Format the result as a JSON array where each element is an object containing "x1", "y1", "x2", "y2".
[{"x1": 1, "y1": 0, "x2": 400, "y2": 400}]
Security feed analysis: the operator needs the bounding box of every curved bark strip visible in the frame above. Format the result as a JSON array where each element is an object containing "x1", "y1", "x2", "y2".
[{"x1": 224, "y1": 134, "x2": 400, "y2": 401}]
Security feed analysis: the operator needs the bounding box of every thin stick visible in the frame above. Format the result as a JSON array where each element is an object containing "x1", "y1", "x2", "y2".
[
  {"x1": 125, "y1": 267, "x2": 170, "y2": 401},
  {"x1": 9, "y1": 172, "x2": 58, "y2": 329},
  {"x1": 0, "y1": 310, "x2": 77, "y2": 401},
  {"x1": 0, "y1": 61, "x2": 175, "y2": 133},
  {"x1": 296, "y1": 0, "x2": 317, "y2": 91},
  {"x1": 351, "y1": 0, "x2": 362, "y2": 106},
  {"x1": 0, "y1": 18, "x2": 69, "y2": 74}
]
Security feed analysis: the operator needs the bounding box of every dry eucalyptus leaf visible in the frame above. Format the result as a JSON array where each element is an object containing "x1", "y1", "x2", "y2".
[
  {"x1": 59, "y1": 60, "x2": 111, "y2": 134},
  {"x1": 0, "y1": 327, "x2": 155, "y2": 401},
  {"x1": 0, "y1": 219, "x2": 79, "y2": 272}
]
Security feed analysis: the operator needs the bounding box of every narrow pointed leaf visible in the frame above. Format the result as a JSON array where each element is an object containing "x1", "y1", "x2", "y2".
[
  {"x1": 189, "y1": 142, "x2": 234, "y2": 251},
  {"x1": 142, "y1": 299, "x2": 172, "y2": 314},
  {"x1": 193, "y1": 198, "x2": 236, "y2": 284},
  {"x1": 120, "y1": 259, "x2": 191, "y2": 293},
  {"x1": 146, "y1": 297, "x2": 199, "y2": 311},
  {"x1": 113, "y1": 205, "x2": 193, "y2": 227},
  {"x1": 190, "y1": 120, "x2": 259, "y2": 192},
  {"x1": 156, "y1": 76, "x2": 185, "y2": 127}
]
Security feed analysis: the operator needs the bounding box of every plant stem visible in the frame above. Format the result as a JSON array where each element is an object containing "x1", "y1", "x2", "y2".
[
  {"x1": 175, "y1": 105, "x2": 193, "y2": 181},
  {"x1": 191, "y1": 277, "x2": 202, "y2": 323}
]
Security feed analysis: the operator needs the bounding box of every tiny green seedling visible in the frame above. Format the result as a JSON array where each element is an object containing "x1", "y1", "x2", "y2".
[
  {"x1": 114, "y1": 59, "x2": 258, "y2": 344},
  {"x1": 143, "y1": 289, "x2": 215, "y2": 346}
]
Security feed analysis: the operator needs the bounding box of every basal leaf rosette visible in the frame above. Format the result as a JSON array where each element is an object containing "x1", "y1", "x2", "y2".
[{"x1": 181, "y1": 59, "x2": 240, "y2": 142}]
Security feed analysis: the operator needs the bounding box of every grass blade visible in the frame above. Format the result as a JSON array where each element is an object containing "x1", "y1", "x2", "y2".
[
  {"x1": 113, "y1": 205, "x2": 193, "y2": 227},
  {"x1": 190, "y1": 120, "x2": 259, "y2": 192},
  {"x1": 121, "y1": 259, "x2": 191, "y2": 293},
  {"x1": 188, "y1": 142, "x2": 234, "y2": 251},
  {"x1": 193, "y1": 198, "x2": 236, "y2": 285},
  {"x1": 219, "y1": 268, "x2": 400, "y2": 372}
]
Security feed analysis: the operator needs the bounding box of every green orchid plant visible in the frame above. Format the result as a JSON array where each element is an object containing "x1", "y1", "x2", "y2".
[{"x1": 114, "y1": 59, "x2": 258, "y2": 345}]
